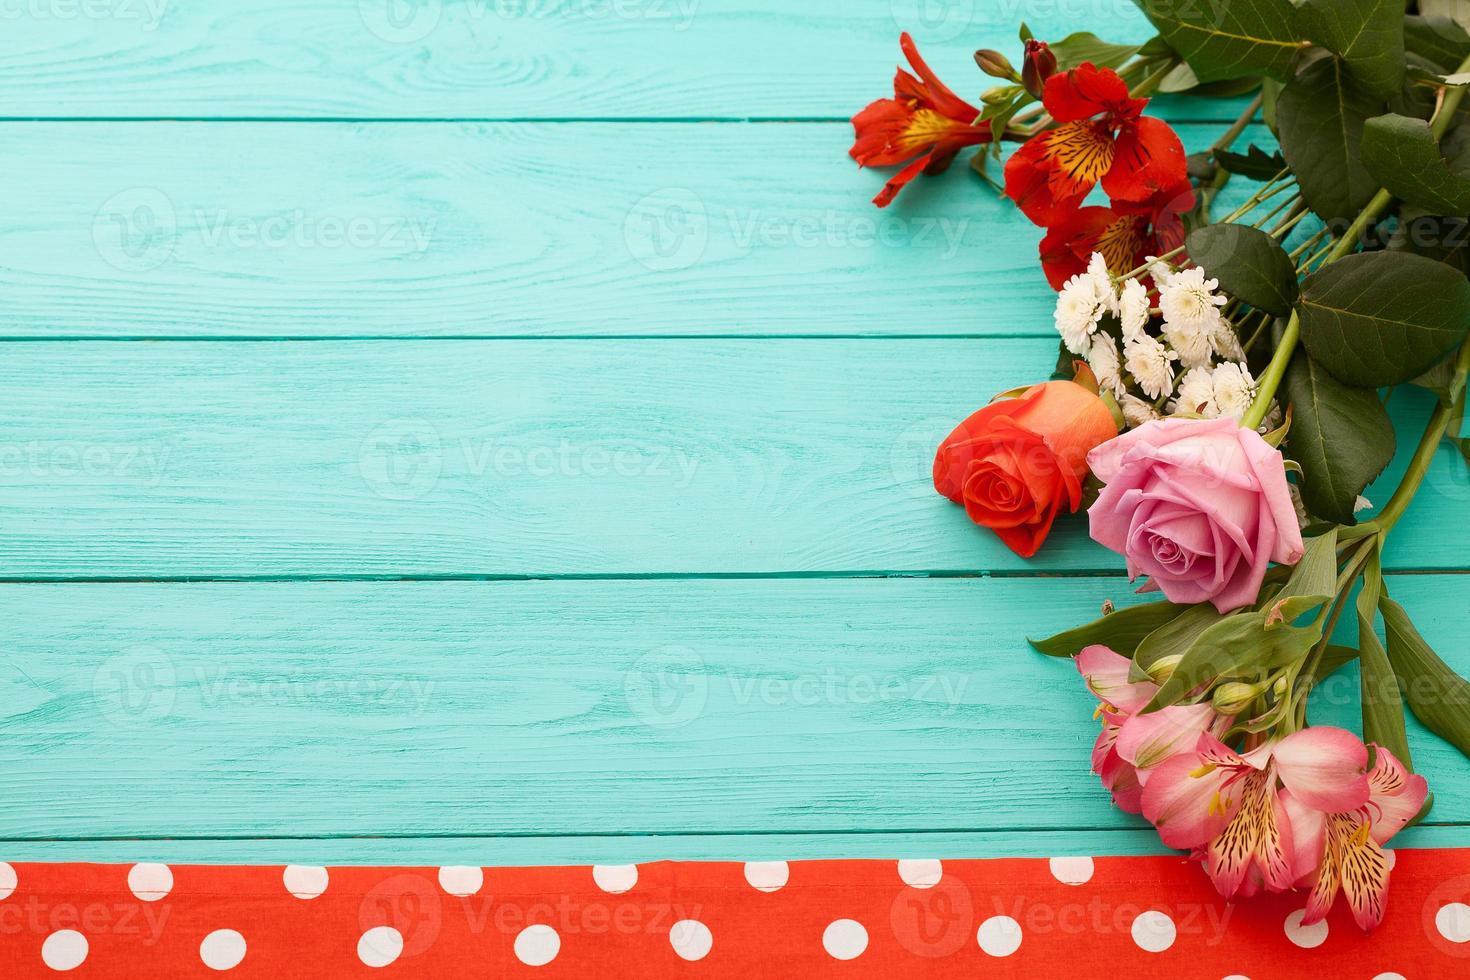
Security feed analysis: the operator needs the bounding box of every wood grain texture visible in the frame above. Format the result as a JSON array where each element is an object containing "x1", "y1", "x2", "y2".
[
  {"x1": 7, "y1": 830, "x2": 1470, "y2": 868},
  {"x1": 1, "y1": 577, "x2": 1466, "y2": 844},
  {"x1": 0, "y1": 0, "x2": 1242, "y2": 120},
  {"x1": 0, "y1": 122, "x2": 1268, "y2": 339},
  {"x1": 0, "y1": 339, "x2": 1461, "y2": 578}
]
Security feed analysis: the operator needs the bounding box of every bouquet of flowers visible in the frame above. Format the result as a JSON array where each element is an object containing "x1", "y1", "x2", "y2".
[{"x1": 854, "y1": 3, "x2": 1470, "y2": 930}]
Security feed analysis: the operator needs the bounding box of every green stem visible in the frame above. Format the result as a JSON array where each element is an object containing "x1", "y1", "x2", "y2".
[
  {"x1": 1373, "y1": 340, "x2": 1470, "y2": 535},
  {"x1": 1242, "y1": 311, "x2": 1298, "y2": 430}
]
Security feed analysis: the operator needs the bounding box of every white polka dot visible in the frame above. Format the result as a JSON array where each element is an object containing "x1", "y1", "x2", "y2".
[
  {"x1": 1048, "y1": 856, "x2": 1094, "y2": 885},
  {"x1": 897, "y1": 859, "x2": 942, "y2": 888},
  {"x1": 282, "y1": 865, "x2": 328, "y2": 899},
  {"x1": 1223, "y1": 976, "x2": 1251, "y2": 980},
  {"x1": 438, "y1": 865, "x2": 484, "y2": 897},
  {"x1": 743, "y1": 860, "x2": 788, "y2": 892},
  {"x1": 1132, "y1": 910, "x2": 1177, "y2": 952},
  {"x1": 1284, "y1": 908, "x2": 1328, "y2": 948},
  {"x1": 592, "y1": 864, "x2": 637, "y2": 894},
  {"x1": 822, "y1": 919, "x2": 868, "y2": 960},
  {"x1": 1384, "y1": 849, "x2": 1396, "y2": 870},
  {"x1": 1372, "y1": 974, "x2": 1407, "y2": 980},
  {"x1": 669, "y1": 919, "x2": 713, "y2": 961},
  {"x1": 1436, "y1": 902, "x2": 1470, "y2": 943},
  {"x1": 0, "y1": 862, "x2": 15, "y2": 900},
  {"x1": 358, "y1": 926, "x2": 404, "y2": 968},
  {"x1": 200, "y1": 929, "x2": 246, "y2": 971},
  {"x1": 41, "y1": 930, "x2": 87, "y2": 971},
  {"x1": 128, "y1": 862, "x2": 172, "y2": 901},
  {"x1": 976, "y1": 915, "x2": 1022, "y2": 957},
  {"x1": 515, "y1": 924, "x2": 560, "y2": 967}
]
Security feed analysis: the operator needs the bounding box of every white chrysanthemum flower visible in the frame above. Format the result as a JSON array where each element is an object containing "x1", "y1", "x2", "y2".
[
  {"x1": 1083, "y1": 251, "x2": 1121, "y2": 317},
  {"x1": 1159, "y1": 266, "x2": 1227, "y2": 334},
  {"x1": 1258, "y1": 403, "x2": 1284, "y2": 434},
  {"x1": 1172, "y1": 365, "x2": 1218, "y2": 417},
  {"x1": 1289, "y1": 483, "x2": 1311, "y2": 529},
  {"x1": 1118, "y1": 278, "x2": 1150, "y2": 342},
  {"x1": 1054, "y1": 271, "x2": 1110, "y2": 355},
  {"x1": 1146, "y1": 256, "x2": 1176, "y2": 290},
  {"x1": 1210, "y1": 318, "x2": 1247, "y2": 361},
  {"x1": 1212, "y1": 361, "x2": 1257, "y2": 422},
  {"x1": 1120, "y1": 393, "x2": 1160, "y2": 429},
  {"x1": 1124, "y1": 334, "x2": 1178, "y2": 399},
  {"x1": 1163, "y1": 321, "x2": 1215, "y2": 370},
  {"x1": 1087, "y1": 333, "x2": 1125, "y2": 397},
  {"x1": 1354, "y1": 495, "x2": 1374, "y2": 514}
]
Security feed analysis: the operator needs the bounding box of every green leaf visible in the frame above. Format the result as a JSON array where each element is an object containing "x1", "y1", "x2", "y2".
[
  {"x1": 1297, "y1": 0, "x2": 1404, "y2": 98},
  {"x1": 1382, "y1": 595, "x2": 1470, "y2": 760},
  {"x1": 1186, "y1": 224, "x2": 1300, "y2": 316},
  {"x1": 1297, "y1": 251, "x2": 1470, "y2": 387},
  {"x1": 1049, "y1": 32, "x2": 1141, "y2": 71},
  {"x1": 1029, "y1": 600, "x2": 1188, "y2": 658},
  {"x1": 1215, "y1": 144, "x2": 1287, "y2": 180},
  {"x1": 1134, "y1": 603, "x2": 1225, "y2": 677},
  {"x1": 1268, "y1": 527, "x2": 1338, "y2": 623},
  {"x1": 1361, "y1": 113, "x2": 1470, "y2": 214},
  {"x1": 1356, "y1": 550, "x2": 1413, "y2": 766},
  {"x1": 1388, "y1": 207, "x2": 1470, "y2": 278},
  {"x1": 1146, "y1": 610, "x2": 1320, "y2": 711},
  {"x1": 1405, "y1": 14, "x2": 1470, "y2": 73},
  {"x1": 1131, "y1": 0, "x2": 1304, "y2": 82},
  {"x1": 1315, "y1": 644, "x2": 1360, "y2": 681},
  {"x1": 1277, "y1": 57, "x2": 1384, "y2": 223},
  {"x1": 1283, "y1": 354, "x2": 1396, "y2": 524}
]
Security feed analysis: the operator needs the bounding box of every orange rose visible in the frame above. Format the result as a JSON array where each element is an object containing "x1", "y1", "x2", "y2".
[{"x1": 933, "y1": 380, "x2": 1118, "y2": 557}]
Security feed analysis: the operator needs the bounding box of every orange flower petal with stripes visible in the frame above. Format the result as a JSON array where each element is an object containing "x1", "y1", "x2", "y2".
[
  {"x1": 850, "y1": 33, "x2": 993, "y2": 207},
  {"x1": 1005, "y1": 62, "x2": 1189, "y2": 229}
]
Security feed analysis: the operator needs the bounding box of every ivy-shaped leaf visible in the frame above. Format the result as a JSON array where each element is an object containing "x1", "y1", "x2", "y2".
[
  {"x1": 1298, "y1": 0, "x2": 1405, "y2": 98},
  {"x1": 1187, "y1": 224, "x2": 1299, "y2": 316},
  {"x1": 1383, "y1": 595, "x2": 1470, "y2": 761},
  {"x1": 1131, "y1": 0, "x2": 1304, "y2": 82},
  {"x1": 1049, "y1": 32, "x2": 1141, "y2": 71},
  {"x1": 1283, "y1": 355, "x2": 1396, "y2": 524},
  {"x1": 1277, "y1": 57, "x2": 1383, "y2": 223},
  {"x1": 1297, "y1": 251, "x2": 1470, "y2": 387},
  {"x1": 1215, "y1": 144, "x2": 1287, "y2": 181},
  {"x1": 1361, "y1": 113, "x2": 1470, "y2": 214}
]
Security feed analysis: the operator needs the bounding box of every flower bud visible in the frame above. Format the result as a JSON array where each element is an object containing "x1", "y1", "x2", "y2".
[
  {"x1": 1022, "y1": 39, "x2": 1058, "y2": 100},
  {"x1": 1146, "y1": 654, "x2": 1183, "y2": 684},
  {"x1": 974, "y1": 49, "x2": 1017, "y2": 81},
  {"x1": 1212, "y1": 681, "x2": 1264, "y2": 717}
]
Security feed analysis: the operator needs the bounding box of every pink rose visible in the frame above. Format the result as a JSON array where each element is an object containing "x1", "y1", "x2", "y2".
[{"x1": 1086, "y1": 417, "x2": 1304, "y2": 613}]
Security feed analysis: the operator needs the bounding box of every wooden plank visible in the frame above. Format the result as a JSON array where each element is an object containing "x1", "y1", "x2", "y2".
[
  {"x1": 0, "y1": 339, "x2": 1461, "y2": 578},
  {"x1": 0, "y1": 122, "x2": 1265, "y2": 339},
  {"x1": 0, "y1": 0, "x2": 1242, "y2": 120},
  {"x1": 0, "y1": 578, "x2": 1466, "y2": 842},
  {"x1": 6, "y1": 830, "x2": 1470, "y2": 868}
]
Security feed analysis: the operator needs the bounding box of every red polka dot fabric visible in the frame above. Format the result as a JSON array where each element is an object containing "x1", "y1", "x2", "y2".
[{"x1": 3, "y1": 851, "x2": 1469, "y2": 976}]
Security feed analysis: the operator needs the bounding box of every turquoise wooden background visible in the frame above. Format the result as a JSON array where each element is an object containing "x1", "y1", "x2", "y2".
[{"x1": 2, "y1": 0, "x2": 1468, "y2": 868}]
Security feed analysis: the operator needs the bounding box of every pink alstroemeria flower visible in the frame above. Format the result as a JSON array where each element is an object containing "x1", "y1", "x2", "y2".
[
  {"x1": 1076, "y1": 645, "x2": 1230, "y2": 813},
  {"x1": 1141, "y1": 727, "x2": 1370, "y2": 899},
  {"x1": 1284, "y1": 746, "x2": 1428, "y2": 930}
]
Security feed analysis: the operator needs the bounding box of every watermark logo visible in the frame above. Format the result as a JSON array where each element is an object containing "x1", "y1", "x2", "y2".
[
  {"x1": 624, "y1": 645, "x2": 707, "y2": 729},
  {"x1": 359, "y1": 419, "x2": 444, "y2": 501},
  {"x1": 93, "y1": 645, "x2": 177, "y2": 728},
  {"x1": 94, "y1": 188, "x2": 177, "y2": 273},
  {"x1": 624, "y1": 188, "x2": 709, "y2": 272},
  {"x1": 0, "y1": 0, "x2": 169, "y2": 30},
  {"x1": 889, "y1": 0, "x2": 974, "y2": 41},
  {"x1": 359, "y1": 0, "x2": 442, "y2": 42}
]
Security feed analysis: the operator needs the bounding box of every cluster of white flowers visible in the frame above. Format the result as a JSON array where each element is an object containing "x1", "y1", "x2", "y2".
[{"x1": 1053, "y1": 252, "x2": 1260, "y2": 427}]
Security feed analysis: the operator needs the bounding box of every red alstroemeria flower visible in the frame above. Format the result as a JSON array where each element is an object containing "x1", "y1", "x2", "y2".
[
  {"x1": 1005, "y1": 63, "x2": 1189, "y2": 227},
  {"x1": 851, "y1": 32, "x2": 993, "y2": 207},
  {"x1": 1038, "y1": 178, "x2": 1195, "y2": 289}
]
